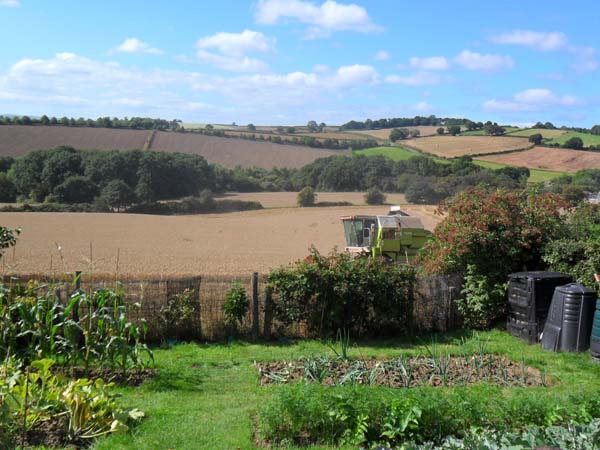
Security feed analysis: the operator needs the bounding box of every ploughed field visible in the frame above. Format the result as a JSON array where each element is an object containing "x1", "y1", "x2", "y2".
[
  {"x1": 406, "y1": 135, "x2": 531, "y2": 157},
  {"x1": 0, "y1": 125, "x2": 344, "y2": 168},
  {"x1": 150, "y1": 131, "x2": 343, "y2": 168},
  {"x1": 0, "y1": 193, "x2": 440, "y2": 277},
  {"x1": 478, "y1": 146, "x2": 600, "y2": 172},
  {"x1": 0, "y1": 125, "x2": 149, "y2": 156}
]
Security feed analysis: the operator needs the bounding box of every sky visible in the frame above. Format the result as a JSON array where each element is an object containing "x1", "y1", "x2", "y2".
[{"x1": 0, "y1": 0, "x2": 598, "y2": 126}]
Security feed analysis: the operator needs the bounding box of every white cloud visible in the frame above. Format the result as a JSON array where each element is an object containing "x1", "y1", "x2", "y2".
[
  {"x1": 375, "y1": 50, "x2": 390, "y2": 61},
  {"x1": 0, "y1": 0, "x2": 20, "y2": 6},
  {"x1": 491, "y1": 30, "x2": 568, "y2": 51},
  {"x1": 196, "y1": 50, "x2": 269, "y2": 73},
  {"x1": 254, "y1": 0, "x2": 382, "y2": 38},
  {"x1": 114, "y1": 37, "x2": 163, "y2": 55},
  {"x1": 413, "y1": 101, "x2": 433, "y2": 113},
  {"x1": 195, "y1": 30, "x2": 273, "y2": 72},
  {"x1": 409, "y1": 56, "x2": 449, "y2": 71},
  {"x1": 385, "y1": 71, "x2": 441, "y2": 86},
  {"x1": 0, "y1": 52, "x2": 382, "y2": 123},
  {"x1": 454, "y1": 50, "x2": 514, "y2": 72},
  {"x1": 196, "y1": 30, "x2": 274, "y2": 56},
  {"x1": 482, "y1": 88, "x2": 580, "y2": 112},
  {"x1": 491, "y1": 29, "x2": 597, "y2": 74}
]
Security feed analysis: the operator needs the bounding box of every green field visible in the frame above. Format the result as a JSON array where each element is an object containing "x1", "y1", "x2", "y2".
[
  {"x1": 461, "y1": 127, "x2": 520, "y2": 136},
  {"x1": 507, "y1": 128, "x2": 568, "y2": 139},
  {"x1": 354, "y1": 146, "x2": 564, "y2": 182},
  {"x1": 353, "y1": 145, "x2": 438, "y2": 161},
  {"x1": 549, "y1": 131, "x2": 600, "y2": 147},
  {"x1": 93, "y1": 331, "x2": 600, "y2": 449},
  {"x1": 473, "y1": 159, "x2": 565, "y2": 182}
]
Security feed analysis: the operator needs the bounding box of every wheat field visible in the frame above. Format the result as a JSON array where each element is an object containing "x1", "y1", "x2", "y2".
[{"x1": 0, "y1": 194, "x2": 439, "y2": 277}]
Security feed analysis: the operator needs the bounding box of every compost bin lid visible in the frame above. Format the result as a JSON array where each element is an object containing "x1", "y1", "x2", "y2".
[
  {"x1": 554, "y1": 283, "x2": 597, "y2": 295},
  {"x1": 509, "y1": 271, "x2": 571, "y2": 280}
]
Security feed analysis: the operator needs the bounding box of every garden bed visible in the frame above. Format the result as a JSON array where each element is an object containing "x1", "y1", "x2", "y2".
[{"x1": 257, "y1": 354, "x2": 547, "y2": 388}]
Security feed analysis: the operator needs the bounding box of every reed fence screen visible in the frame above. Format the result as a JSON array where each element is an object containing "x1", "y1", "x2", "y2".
[{"x1": 2, "y1": 272, "x2": 462, "y2": 341}]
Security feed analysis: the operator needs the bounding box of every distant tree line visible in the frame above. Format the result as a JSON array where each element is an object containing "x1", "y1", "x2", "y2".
[
  {"x1": 0, "y1": 115, "x2": 181, "y2": 131},
  {"x1": 0, "y1": 146, "x2": 533, "y2": 207},
  {"x1": 181, "y1": 127, "x2": 377, "y2": 150},
  {"x1": 339, "y1": 115, "x2": 487, "y2": 131}
]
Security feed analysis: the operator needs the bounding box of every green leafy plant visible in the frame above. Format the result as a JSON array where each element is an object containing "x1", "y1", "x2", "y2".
[
  {"x1": 268, "y1": 247, "x2": 415, "y2": 338},
  {"x1": 457, "y1": 265, "x2": 508, "y2": 329},
  {"x1": 223, "y1": 282, "x2": 249, "y2": 333},
  {"x1": 159, "y1": 288, "x2": 199, "y2": 341}
]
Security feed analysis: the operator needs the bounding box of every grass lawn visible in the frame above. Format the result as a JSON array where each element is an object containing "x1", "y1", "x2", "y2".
[
  {"x1": 473, "y1": 159, "x2": 566, "y2": 183},
  {"x1": 353, "y1": 146, "x2": 448, "y2": 163},
  {"x1": 93, "y1": 330, "x2": 600, "y2": 450}
]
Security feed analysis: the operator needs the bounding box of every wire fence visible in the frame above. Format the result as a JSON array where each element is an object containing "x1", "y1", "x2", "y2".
[{"x1": 1, "y1": 271, "x2": 461, "y2": 342}]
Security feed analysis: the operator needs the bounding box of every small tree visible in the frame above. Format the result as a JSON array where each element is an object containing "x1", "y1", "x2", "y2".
[
  {"x1": 100, "y1": 180, "x2": 137, "y2": 211},
  {"x1": 563, "y1": 136, "x2": 584, "y2": 150},
  {"x1": 247, "y1": 123, "x2": 256, "y2": 131},
  {"x1": 436, "y1": 127, "x2": 445, "y2": 135},
  {"x1": 297, "y1": 186, "x2": 316, "y2": 207},
  {"x1": 364, "y1": 187, "x2": 386, "y2": 205},
  {"x1": 390, "y1": 128, "x2": 409, "y2": 142},
  {"x1": 409, "y1": 128, "x2": 421, "y2": 138},
  {"x1": 53, "y1": 176, "x2": 98, "y2": 203},
  {"x1": 447, "y1": 125, "x2": 461, "y2": 136},
  {"x1": 528, "y1": 133, "x2": 543, "y2": 145}
]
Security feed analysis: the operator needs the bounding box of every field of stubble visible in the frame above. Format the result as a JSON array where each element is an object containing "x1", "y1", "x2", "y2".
[{"x1": 0, "y1": 193, "x2": 439, "y2": 277}]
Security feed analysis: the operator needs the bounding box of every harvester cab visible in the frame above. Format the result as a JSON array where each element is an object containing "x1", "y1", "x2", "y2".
[{"x1": 341, "y1": 207, "x2": 431, "y2": 264}]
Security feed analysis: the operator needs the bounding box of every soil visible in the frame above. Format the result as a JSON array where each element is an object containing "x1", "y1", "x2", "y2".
[
  {"x1": 14, "y1": 414, "x2": 85, "y2": 449},
  {"x1": 478, "y1": 146, "x2": 600, "y2": 173},
  {"x1": 256, "y1": 355, "x2": 547, "y2": 388}
]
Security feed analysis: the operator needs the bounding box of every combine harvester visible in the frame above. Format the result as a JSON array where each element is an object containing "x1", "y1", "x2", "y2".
[{"x1": 341, "y1": 206, "x2": 431, "y2": 264}]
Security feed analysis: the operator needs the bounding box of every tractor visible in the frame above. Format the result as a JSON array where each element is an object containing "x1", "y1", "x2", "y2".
[{"x1": 341, "y1": 206, "x2": 431, "y2": 264}]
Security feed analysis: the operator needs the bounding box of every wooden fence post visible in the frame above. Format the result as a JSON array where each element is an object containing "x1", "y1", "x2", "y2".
[
  {"x1": 72, "y1": 271, "x2": 81, "y2": 323},
  {"x1": 263, "y1": 286, "x2": 273, "y2": 340},
  {"x1": 196, "y1": 276, "x2": 202, "y2": 340},
  {"x1": 251, "y1": 272, "x2": 259, "y2": 340}
]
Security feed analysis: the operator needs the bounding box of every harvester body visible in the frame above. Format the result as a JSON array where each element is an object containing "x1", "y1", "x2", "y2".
[{"x1": 341, "y1": 211, "x2": 431, "y2": 263}]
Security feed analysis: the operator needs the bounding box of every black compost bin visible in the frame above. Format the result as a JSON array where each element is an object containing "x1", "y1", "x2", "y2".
[
  {"x1": 592, "y1": 298, "x2": 600, "y2": 362},
  {"x1": 507, "y1": 271, "x2": 572, "y2": 344},
  {"x1": 541, "y1": 283, "x2": 597, "y2": 352}
]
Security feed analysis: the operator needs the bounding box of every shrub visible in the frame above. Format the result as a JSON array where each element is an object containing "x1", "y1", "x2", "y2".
[
  {"x1": 297, "y1": 186, "x2": 316, "y2": 206},
  {"x1": 268, "y1": 248, "x2": 416, "y2": 337},
  {"x1": 159, "y1": 289, "x2": 200, "y2": 341},
  {"x1": 390, "y1": 128, "x2": 409, "y2": 142},
  {"x1": 542, "y1": 204, "x2": 600, "y2": 288},
  {"x1": 563, "y1": 136, "x2": 584, "y2": 149},
  {"x1": 0, "y1": 226, "x2": 19, "y2": 260},
  {"x1": 223, "y1": 283, "x2": 249, "y2": 332},
  {"x1": 421, "y1": 187, "x2": 567, "y2": 285},
  {"x1": 528, "y1": 133, "x2": 543, "y2": 145},
  {"x1": 364, "y1": 187, "x2": 386, "y2": 205},
  {"x1": 458, "y1": 265, "x2": 508, "y2": 329}
]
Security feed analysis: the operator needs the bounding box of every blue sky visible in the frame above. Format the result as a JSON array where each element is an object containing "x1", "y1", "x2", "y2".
[{"x1": 0, "y1": 0, "x2": 598, "y2": 126}]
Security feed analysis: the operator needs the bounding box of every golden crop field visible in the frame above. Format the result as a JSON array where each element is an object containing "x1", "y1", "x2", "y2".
[
  {"x1": 0, "y1": 194, "x2": 440, "y2": 277},
  {"x1": 407, "y1": 135, "x2": 531, "y2": 158},
  {"x1": 478, "y1": 146, "x2": 600, "y2": 173}
]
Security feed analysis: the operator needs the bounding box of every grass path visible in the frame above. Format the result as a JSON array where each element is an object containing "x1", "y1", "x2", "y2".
[{"x1": 93, "y1": 331, "x2": 600, "y2": 449}]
